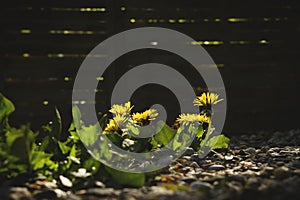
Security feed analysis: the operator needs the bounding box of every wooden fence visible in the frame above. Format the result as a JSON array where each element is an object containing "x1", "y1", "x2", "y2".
[{"x1": 1, "y1": 0, "x2": 299, "y2": 134}]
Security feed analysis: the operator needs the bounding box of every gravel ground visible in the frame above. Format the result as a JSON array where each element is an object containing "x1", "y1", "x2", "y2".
[{"x1": 1, "y1": 130, "x2": 300, "y2": 200}]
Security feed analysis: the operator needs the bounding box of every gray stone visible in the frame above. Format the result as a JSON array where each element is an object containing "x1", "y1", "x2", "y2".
[
  {"x1": 0, "y1": 187, "x2": 32, "y2": 200},
  {"x1": 83, "y1": 188, "x2": 120, "y2": 197},
  {"x1": 274, "y1": 166, "x2": 291, "y2": 180},
  {"x1": 34, "y1": 190, "x2": 57, "y2": 200},
  {"x1": 59, "y1": 175, "x2": 73, "y2": 188},
  {"x1": 190, "y1": 161, "x2": 200, "y2": 168},
  {"x1": 228, "y1": 175, "x2": 245, "y2": 183},
  {"x1": 181, "y1": 176, "x2": 197, "y2": 183},
  {"x1": 190, "y1": 181, "x2": 213, "y2": 191},
  {"x1": 245, "y1": 147, "x2": 256, "y2": 155},
  {"x1": 183, "y1": 147, "x2": 195, "y2": 156},
  {"x1": 224, "y1": 155, "x2": 234, "y2": 161},
  {"x1": 208, "y1": 164, "x2": 225, "y2": 171},
  {"x1": 291, "y1": 161, "x2": 300, "y2": 169},
  {"x1": 246, "y1": 177, "x2": 261, "y2": 189},
  {"x1": 94, "y1": 181, "x2": 106, "y2": 188}
]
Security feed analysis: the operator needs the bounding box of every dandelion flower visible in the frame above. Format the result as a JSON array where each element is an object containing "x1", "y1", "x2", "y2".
[
  {"x1": 103, "y1": 114, "x2": 128, "y2": 134},
  {"x1": 193, "y1": 92, "x2": 223, "y2": 107},
  {"x1": 109, "y1": 101, "x2": 133, "y2": 116},
  {"x1": 103, "y1": 119, "x2": 119, "y2": 134},
  {"x1": 132, "y1": 109, "x2": 158, "y2": 126},
  {"x1": 176, "y1": 113, "x2": 210, "y2": 126}
]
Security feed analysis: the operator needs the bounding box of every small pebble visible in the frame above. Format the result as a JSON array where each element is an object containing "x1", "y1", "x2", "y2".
[
  {"x1": 190, "y1": 181, "x2": 213, "y2": 191},
  {"x1": 274, "y1": 166, "x2": 291, "y2": 180},
  {"x1": 183, "y1": 147, "x2": 195, "y2": 156},
  {"x1": 190, "y1": 161, "x2": 200, "y2": 168},
  {"x1": 59, "y1": 175, "x2": 73, "y2": 188},
  {"x1": 245, "y1": 147, "x2": 256, "y2": 155},
  {"x1": 208, "y1": 165, "x2": 225, "y2": 171},
  {"x1": 225, "y1": 155, "x2": 234, "y2": 161}
]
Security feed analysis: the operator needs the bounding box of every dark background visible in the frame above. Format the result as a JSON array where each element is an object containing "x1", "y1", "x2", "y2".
[{"x1": 1, "y1": 0, "x2": 299, "y2": 134}]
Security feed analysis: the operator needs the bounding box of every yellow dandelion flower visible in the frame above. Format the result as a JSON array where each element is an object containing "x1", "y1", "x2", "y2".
[
  {"x1": 132, "y1": 109, "x2": 158, "y2": 126},
  {"x1": 176, "y1": 113, "x2": 210, "y2": 126},
  {"x1": 103, "y1": 114, "x2": 128, "y2": 134},
  {"x1": 113, "y1": 114, "x2": 128, "y2": 125},
  {"x1": 109, "y1": 101, "x2": 133, "y2": 116},
  {"x1": 193, "y1": 92, "x2": 223, "y2": 107},
  {"x1": 103, "y1": 119, "x2": 118, "y2": 134}
]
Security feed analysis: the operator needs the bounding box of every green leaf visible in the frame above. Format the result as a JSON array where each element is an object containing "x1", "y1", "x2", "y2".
[
  {"x1": 31, "y1": 150, "x2": 56, "y2": 171},
  {"x1": 69, "y1": 144, "x2": 78, "y2": 158},
  {"x1": 6, "y1": 126, "x2": 35, "y2": 165},
  {"x1": 78, "y1": 124, "x2": 99, "y2": 146},
  {"x1": 152, "y1": 121, "x2": 176, "y2": 146},
  {"x1": 58, "y1": 141, "x2": 71, "y2": 154},
  {"x1": 38, "y1": 136, "x2": 50, "y2": 151},
  {"x1": 105, "y1": 133, "x2": 122, "y2": 146},
  {"x1": 72, "y1": 106, "x2": 82, "y2": 128},
  {"x1": 195, "y1": 124, "x2": 204, "y2": 139},
  {"x1": 205, "y1": 135, "x2": 230, "y2": 149},
  {"x1": 68, "y1": 122, "x2": 80, "y2": 141},
  {"x1": 126, "y1": 124, "x2": 139, "y2": 135},
  {"x1": 105, "y1": 166, "x2": 145, "y2": 187},
  {"x1": 98, "y1": 114, "x2": 108, "y2": 130},
  {"x1": 0, "y1": 93, "x2": 15, "y2": 131},
  {"x1": 83, "y1": 157, "x2": 101, "y2": 173},
  {"x1": 50, "y1": 107, "x2": 62, "y2": 140}
]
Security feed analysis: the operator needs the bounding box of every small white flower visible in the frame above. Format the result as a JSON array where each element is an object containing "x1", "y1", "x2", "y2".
[
  {"x1": 71, "y1": 168, "x2": 92, "y2": 178},
  {"x1": 122, "y1": 138, "x2": 135, "y2": 148}
]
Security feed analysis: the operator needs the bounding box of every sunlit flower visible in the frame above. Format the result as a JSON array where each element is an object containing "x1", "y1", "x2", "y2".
[
  {"x1": 132, "y1": 109, "x2": 158, "y2": 126},
  {"x1": 193, "y1": 92, "x2": 223, "y2": 107},
  {"x1": 103, "y1": 119, "x2": 118, "y2": 134},
  {"x1": 109, "y1": 101, "x2": 133, "y2": 116},
  {"x1": 176, "y1": 113, "x2": 210, "y2": 126},
  {"x1": 103, "y1": 114, "x2": 128, "y2": 134}
]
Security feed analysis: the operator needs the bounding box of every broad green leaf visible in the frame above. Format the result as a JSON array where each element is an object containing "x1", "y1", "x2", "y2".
[
  {"x1": 126, "y1": 124, "x2": 139, "y2": 135},
  {"x1": 195, "y1": 124, "x2": 204, "y2": 139},
  {"x1": 6, "y1": 126, "x2": 35, "y2": 165},
  {"x1": 98, "y1": 136, "x2": 113, "y2": 160},
  {"x1": 105, "y1": 133, "x2": 122, "y2": 146},
  {"x1": 153, "y1": 121, "x2": 176, "y2": 146},
  {"x1": 105, "y1": 166, "x2": 145, "y2": 187},
  {"x1": 171, "y1": 136, "x2": 181, "y2": 150},
  {"x1": 170, "y1": 123, "x2": 200, "y2": 152},
  {"x1": 205, "y1": 135, "x2": 230, "y2": 149},
  {"x1": 78, "y1": 124, "x2": 99, "y2": 146},
  {"x1": 0, "y1": 93, "x2": 15, "y2": 131}
]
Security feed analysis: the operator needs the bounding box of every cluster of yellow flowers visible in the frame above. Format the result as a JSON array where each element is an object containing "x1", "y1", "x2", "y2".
[
  {"x1": 176, "y1": 113, "x2": 210, "y2": 126},
  {"x1": 177, "y1": 92, "x2": 223, "y2": 126},
  {"x1": 103, "y1": 102, "x2": 159, "y2": 134},
  {"x1": 103, "y1": 92, "x2": 222, "y2": 133},
  {"x1": 103, "y1": 102, "x2": 133, "y2": 134},
  {"x1": 132, "y1": 109, "x2": 158, "y2": 126},
  {"x1": 103, "y1": 114, "x2": 129, "y2": 134},
  {"x1": 109, "y1": 101, "x2": 133, "y2": 116}
]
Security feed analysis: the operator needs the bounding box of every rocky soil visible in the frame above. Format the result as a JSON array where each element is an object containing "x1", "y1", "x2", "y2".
[{"x1": 1, "y1": 130, "x2": 300, "y2": 200}]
